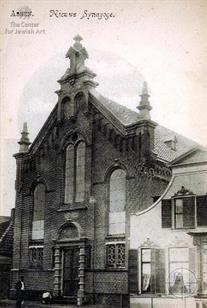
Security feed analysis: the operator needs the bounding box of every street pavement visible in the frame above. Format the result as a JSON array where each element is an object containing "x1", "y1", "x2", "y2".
[{"x1": 0, "y1": 299, "x2": 108, "y2": 308}]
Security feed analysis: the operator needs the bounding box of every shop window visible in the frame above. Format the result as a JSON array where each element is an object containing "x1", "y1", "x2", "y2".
[
  {"x1": 109, "y1": 169, "x2": 126, "y2": 235},
  {"x1": 32, "y1": 183, "x2": 45, "y2": 240},
  {"x1": 29, "y1": 246, "x2": 43, "y2": 268},
  {"x1": 106, "y1": 242, "x2": 125, "y2": 268}
]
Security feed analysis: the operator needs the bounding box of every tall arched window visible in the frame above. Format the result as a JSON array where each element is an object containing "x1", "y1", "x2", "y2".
[
  {"x1": 32, "y1": 183, "x2": 45, "y2": 240},
  {"x1": 64, "y1": 140, "x2": 86, "y2": 203},
  {"x1": 109, "y1": 169, "x2": 126, "y2": 234},
  {"x1": 65, "y1": 144, "x2": 74, "y2": 203},
  {"x1": 75, "y1": 141, "x2": 86, "y2": 202}
]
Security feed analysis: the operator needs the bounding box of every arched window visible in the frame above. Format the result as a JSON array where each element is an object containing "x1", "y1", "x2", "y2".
[
  {"x1": 62, "y1": 97, "x2": 74, "y2": 120},
  {"x1": 75, "y1": 141, "x2": 86, "y2": 202},
  {"x1": 65, "y1": 144, "x2": 74, "y2": 204},
  {"x1": 64, "y1": 140, "x2": 86, "y2": 203},
  {"x1": 109, "y1": 169, "x2": 126, "y2": 234},
  {"x1": 32, "y1": 183, "x2": 45, "y2": 240}
]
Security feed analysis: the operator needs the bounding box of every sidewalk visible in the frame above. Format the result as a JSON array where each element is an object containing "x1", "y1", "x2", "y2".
[{"x1": 0, "y1": 299, "x2": 106, "y2": 308}]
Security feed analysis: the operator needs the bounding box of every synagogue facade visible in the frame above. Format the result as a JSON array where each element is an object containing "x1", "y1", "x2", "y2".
[{"x1": 10, "y1": 36, "x2": 199, "y2": 307}]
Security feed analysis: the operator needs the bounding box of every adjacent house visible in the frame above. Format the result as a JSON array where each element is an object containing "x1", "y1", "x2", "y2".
[{"x1": 130, "y1": 147, "x2": 207, "y2": 308}]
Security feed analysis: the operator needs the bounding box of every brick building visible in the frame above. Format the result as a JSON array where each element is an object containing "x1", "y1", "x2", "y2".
[{"x1": 10, "y1": 35, "x2": 198, "y2": 307}]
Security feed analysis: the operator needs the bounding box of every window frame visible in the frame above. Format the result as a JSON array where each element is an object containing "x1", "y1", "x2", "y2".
[
  {"x1": 29, "y1": 246, "x2": 44, "y2": 269},
  {"x1": 168, "y1": 247, "x2": 190, "y2": 295},
  {"x1": 31, "y1": 183, "x2": 46, "y2": 241},
  {"x1": 107, "y1": 168, "x2": 126, "y2": 236},
  {"x1": 105, "y1": 241, "x2": 126, "y2": 269},
  {"x1": 141, "y1": 248, "x2": 152, "y2": 293},
  {"x1": 173, "y1": 196, "x2": 196, "y2": 229},
  {"x1": 64, "y1": 137, "x2": 86, "y2": 204}
]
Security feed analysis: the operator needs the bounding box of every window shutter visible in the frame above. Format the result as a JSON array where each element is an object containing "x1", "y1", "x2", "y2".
[
  {"x1": 161, "y1": 200, "x2": 172, "y2": 228},
  {"x1": 150, "y1": 248, "x2": 156, "y2": 293},
  {"x1": 183, "y1": 197, "x2": 195, "y2": 228},
  {"x1": 155, "y1": 249, "x2": 166, "y2": 294},
  {"x1": 197, "y1": 195, "x2": 207, "y2": 227},
  {"x1": 128, "y1": 249, "x2": 138, "y2": 293}
]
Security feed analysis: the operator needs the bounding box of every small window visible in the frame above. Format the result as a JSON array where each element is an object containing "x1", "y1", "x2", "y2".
[
  {"x1": 106, "y1": 243, "x2": 125, "y2": 268},
  {"x1": 174, "y1": 197, "x2": 195, "y2": 229},
  {"x1": 29, "y1": 247, "x2": 43, "y2": 268}
]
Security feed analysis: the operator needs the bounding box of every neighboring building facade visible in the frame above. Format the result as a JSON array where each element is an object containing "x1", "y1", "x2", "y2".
[
  {"x1": 0, "y1": 210, "x2": 14, "y2": 299},
  {"x1": 130, "y1": 148, "x2": 207, "y2": 308},
  {"x1": 10, "y1": 36, "x2": 199, "y2": 307}
]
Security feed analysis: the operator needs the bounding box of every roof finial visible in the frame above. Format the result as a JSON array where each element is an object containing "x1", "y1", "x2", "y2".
[
  {"x1": 18, "y1": 122, "x2": 31, "y2": 153},
  {"x1": 137, "y1": 81, "x2": 152, "y2": 120},
  {"x1": 73, "y1": 34, "x2": 83, "y2": 51},
  {"x1": 65, "y1": 35, "x2": 88, "y2": 73}
]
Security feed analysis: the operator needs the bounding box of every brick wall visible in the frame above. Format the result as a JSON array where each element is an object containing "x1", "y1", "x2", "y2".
[{"x1": 11, "y1": 96, "x2": 169, "y2": 305}]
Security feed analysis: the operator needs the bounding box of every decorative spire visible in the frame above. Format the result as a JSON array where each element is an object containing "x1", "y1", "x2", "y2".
[
  {"x1": 142, "y1": 81, "x2": 149, "y2": 96},
  {"x1": 137, "y1": 81, "x2": 152, "y2": 120},
  {"x1": 18, "y1": 122, "x2": 30, "y2": 153},
  {"x1": 58, "y1": 35, "x2": 98, "y2": 89}
]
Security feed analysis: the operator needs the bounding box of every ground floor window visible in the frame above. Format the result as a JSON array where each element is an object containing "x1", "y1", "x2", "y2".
[
  {"x1": 106, "y1": 242, "x2": 125, "y2": 268},
  {"x1": 169, "y1": 247, "x2": 190, "y2": 295},
  {"x1": 131, "y1": 244, "x2": 195, "y2": 295},
  {"x1": 141, "y1": 248, "x2": 152, "y2": 293},
  {"x1": 29, "y1": 246, "x2": 43, "y2": 268}
]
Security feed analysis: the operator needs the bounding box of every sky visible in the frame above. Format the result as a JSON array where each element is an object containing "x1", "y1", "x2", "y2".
[{"x1": 0, "y1": 0, "x2": 207, "y2": 216}]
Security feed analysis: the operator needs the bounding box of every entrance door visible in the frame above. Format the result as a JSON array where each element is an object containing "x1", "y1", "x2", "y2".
[{"x1": 63, "y1": 247, "x2": 79, "y2": 296}]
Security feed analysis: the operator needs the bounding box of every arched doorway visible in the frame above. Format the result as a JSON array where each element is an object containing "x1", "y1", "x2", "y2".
[{"x1": 58, "y1": 223, "x2": 80, "y2": 297}]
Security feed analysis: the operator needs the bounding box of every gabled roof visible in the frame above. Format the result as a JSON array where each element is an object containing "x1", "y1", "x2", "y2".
[
  {"x1": 89, "y1": 89, "x2": 198, "y2": 162},
  {"x1": 170, "y1": 147, "x2": 207, "y2": 165},
  {"x1": 25, "y1": 88, "x2": 199, "y2": 164},
  {"x1": 90, "y1": 89, "x2": 141, "y2": 127}
]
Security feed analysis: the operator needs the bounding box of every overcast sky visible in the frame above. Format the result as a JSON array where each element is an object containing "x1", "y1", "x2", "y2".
[{"x1": 0, "y1": 0, "x2": 207, "y2": 215}]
